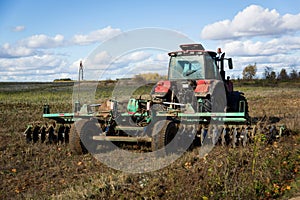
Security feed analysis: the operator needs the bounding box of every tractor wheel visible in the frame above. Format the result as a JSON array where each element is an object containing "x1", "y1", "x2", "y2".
[
  {"x1": 80, "y1": 119, "x2": 100, "y2": 154},
  {"x1": 69, "y1": 120, "x2": 88, "y2": 155},
  {"x1": 151, "y1": 120, "x2": 178, "y2": 154},
  {"x1": 211, "y1": 83, "x2": 227, "y2": 113},
  {"x1": 69, "y1": 119, "x2": 100, "y2": 154},
  {"x1": 201, "y1": 83, "x2": 226, "y2": 113}
]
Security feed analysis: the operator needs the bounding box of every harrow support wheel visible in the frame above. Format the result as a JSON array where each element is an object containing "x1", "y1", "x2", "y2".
[
  {"x1": 70, "y1": 119, "x2": 100, "y2": 155},
  {"x1": 151, "y1": 120, "x2": 178, "y2": 154},
  {"x1": 70, "y1": 120, "x2": 88, "y2": 155}
]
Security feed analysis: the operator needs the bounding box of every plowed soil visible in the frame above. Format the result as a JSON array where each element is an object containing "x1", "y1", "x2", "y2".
[{"x1": 0, "y1": 82, "x2": 299, "y2": 199}]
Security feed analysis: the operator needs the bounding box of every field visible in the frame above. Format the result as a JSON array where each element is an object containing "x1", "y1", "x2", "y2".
[{"x1": 0, "y1": 81, "x2": 299, "y2": 199}]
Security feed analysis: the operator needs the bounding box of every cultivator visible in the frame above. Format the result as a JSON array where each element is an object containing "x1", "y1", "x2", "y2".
[{"x1": 24, "y1": 44, "x2": 291, "y2": 154}]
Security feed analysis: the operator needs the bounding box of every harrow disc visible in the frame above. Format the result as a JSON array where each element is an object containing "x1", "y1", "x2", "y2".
[{"x1": 24, "y1": 122, "x2": 71, "y2": 145}]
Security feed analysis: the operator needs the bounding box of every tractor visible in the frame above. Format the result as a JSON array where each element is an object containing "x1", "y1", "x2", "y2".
[{"x1": 39, "y1": 43, "x2": 250, "y2": 154}]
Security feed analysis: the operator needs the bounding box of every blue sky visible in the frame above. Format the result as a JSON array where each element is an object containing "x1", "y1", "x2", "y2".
[{"x1": 1, "y1": 0, "x2": 300, "y2": 81}]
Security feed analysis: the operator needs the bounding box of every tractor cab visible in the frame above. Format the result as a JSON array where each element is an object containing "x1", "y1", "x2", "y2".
[{"x1": 168, "y1": 44, "x2": 232, "y2": 82}]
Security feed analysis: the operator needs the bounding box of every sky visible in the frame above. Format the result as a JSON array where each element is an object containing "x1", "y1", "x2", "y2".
[{"x1": 1, "y1": 0, "x2": 300, "y2": 81}]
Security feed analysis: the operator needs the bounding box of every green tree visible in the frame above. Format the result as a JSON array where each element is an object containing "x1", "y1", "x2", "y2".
[{"x1": 242, "y1": 64, "x2": 257, "y2": 80}]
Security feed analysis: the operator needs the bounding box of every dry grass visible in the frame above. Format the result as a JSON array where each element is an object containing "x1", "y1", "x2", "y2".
[{"x1": 241, "y1": 86, "x2": 300, "y2": 131}]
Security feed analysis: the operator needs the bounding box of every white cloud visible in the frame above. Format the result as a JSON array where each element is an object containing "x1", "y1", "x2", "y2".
[
  {"x1": 0, "y1": 27, "x2": 122, "y2": 60},
  {"x1": 281, "y1": 13, "x2": 300, "y2": 32},
  {"x1": 220, "y1": 35, "x2": 300, "y2": 78},
  {"x1": 72, "y1": 26, "x2": 121, "y2": 45},
  {"x1": 200, "y1": 5, "x2": 300, "y2": 78},
  {"x1": 222, "y1": 36, "x2": 300, "y2": 56},
  {"x1": 1, "y1": 26, "x2": 122, "y2": 54},
  {"x1": 0, "y1": 26, "x2": 123, "y2": 81},
  {"x1": 152, "y1": 52, "x2": 169, "y2": 61},
  {"x1": 0, "y1": 43, "x2": 35, "y2": 57},
  {"x1": 20, "y1": 34, "x2": 65, "y2": 48},
  {"x1": 0, "y1": 54, "x2": 77, "y2": 81},
  {"x1": 1, "y1": 54, "x2": 63, "y2": 71},
  {"x1": 88, "y1": 51, "x2": 112, "y2": 66},
  {"x1": 86, "y1": 50, "x2": 152, "y2": 70},
  {"x1": 111, "y1": 52, "x2": 168, "y2": 79},
  {"x1": 132, "y1": 57, "x2": 168, "y2": 75},
  {"x1": 114, "y1": 51, "x2": 152, "y2": 65},
  {"x1": 81, "y1": 50, "x2": 170, "y2": 80},
  {"x1": 12, "y1": 25, "x2": 25, "y2": 32},
  {"x1": 201, "y1": 5, "x2": 300, "y2": 40}
]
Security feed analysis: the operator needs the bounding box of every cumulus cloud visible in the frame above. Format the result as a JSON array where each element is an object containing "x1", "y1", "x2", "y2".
[
  {"x1": 72, "y1": 26, "x2": 122, "y2": 45},
  {"x1": 82, "y1": 50, "x2": 170, "y2": 80},
  {"x1": 88, "y1": 51, "x2": 113, "y2": 66},
  {"x1": 0, "y1": 26, "x2": 122, "y2": 59},
  {"x1": 201, "y1": 5, "x2": 300, "y2": 40},
  {"x1": 0, "y1": 26, "x2": 124, "y2": 81},
  {"x1": 1, "y1": 54, "x2": 64, "y2": 71},
  {"x1": 223, "y1": 35, "x2": 300, "y2": 56},
  {"x1": 114, "y1": 51, "x2": 152, "y2": 65},
  {"x1": 223, "y1": 40, "x2": 280, "y2": 57},
  {"x1": 86, "y1": 50, "x2": 152, "y2": 70},
  {"x1": 200, "y1": 5, "x2": 300, "y2": 78},
  {"x1": 2, "y1": 26, "x2": 122, "y2": 52},
  {"x1": 130, "y1": 54, "x2": 169, "y2": 75},
  {"x1": 0, "y1": 54, "x2": 76, "y2": 81},
  {"x1": 20, "y1": 34, "x2": 65, "y2": 48},
  {"x1": 0, "y1": 43, "x2": 35, "y2": 58},
  {"x1": 113, "y1": 52, "x2": 168, "y2": 79}
]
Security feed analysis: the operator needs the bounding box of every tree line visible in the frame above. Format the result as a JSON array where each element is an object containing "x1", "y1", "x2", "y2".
[{"x1": 242, "y1": 63, "x2": 299, "y2": 81}]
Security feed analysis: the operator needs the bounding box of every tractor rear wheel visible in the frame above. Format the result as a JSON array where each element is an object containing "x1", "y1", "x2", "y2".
[
  {"x1": 211, "y1": 83, "x2": 227, "y2": 112},
  {"x1": 151, "y1": 120, "x2": 178, "y2": 154}
]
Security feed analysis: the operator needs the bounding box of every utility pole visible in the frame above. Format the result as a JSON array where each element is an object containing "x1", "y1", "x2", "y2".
[{"x1": 76, "y1": 61, "x2": 84, "y2": 112}]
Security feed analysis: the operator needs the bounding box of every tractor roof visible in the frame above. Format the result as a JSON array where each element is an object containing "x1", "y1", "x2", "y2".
[
  {"x1": 168, "y1": 43, "x2": 217, "y2": 57},
  {"x1": 180, "y1": 44, "x2": 204, "y2": 51}
]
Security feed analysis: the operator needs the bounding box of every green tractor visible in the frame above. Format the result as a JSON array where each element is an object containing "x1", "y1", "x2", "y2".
[{"x1": 41, "y1": 44, "x2": 250, "y2": 154}]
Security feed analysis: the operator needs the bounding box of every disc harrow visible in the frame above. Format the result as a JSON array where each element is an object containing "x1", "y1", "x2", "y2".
[
  {"x1": 23, "y1": 116, "x2": 291, "y2": 150},
  {"x1": 24, "y1": 122, "x2": 71, "y2": 145}
]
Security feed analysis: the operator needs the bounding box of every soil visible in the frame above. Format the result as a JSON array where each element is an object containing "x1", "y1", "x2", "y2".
[{"x1": 0, "y1": 82, "x2": 299, "y2": 199}]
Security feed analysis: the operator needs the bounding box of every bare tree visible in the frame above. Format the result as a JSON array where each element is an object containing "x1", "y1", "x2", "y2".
[
  {"x1": 264, "y1": 66, "x2": 276, "y2": 80},
  {"x1": 278, "y1": 68, "x2": 289, "y2": 80},
  {"x1": 289, "y1": 69, "x2": 298, "y2": 80}
]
